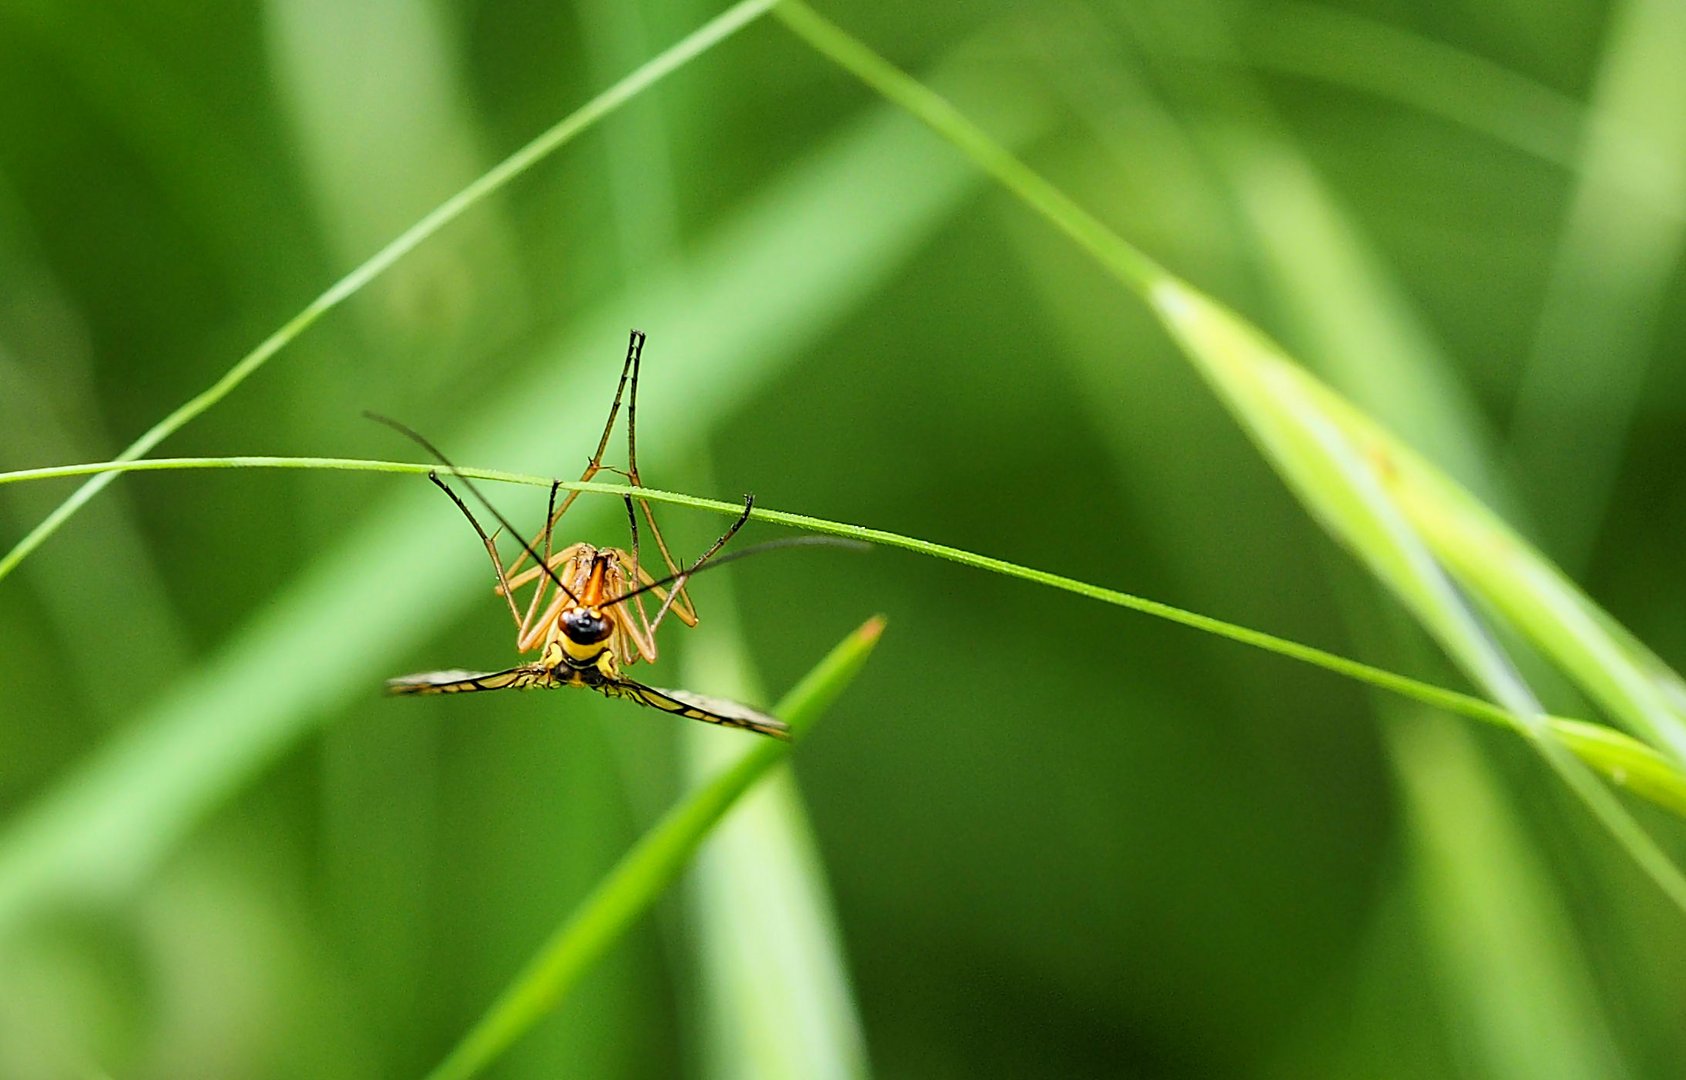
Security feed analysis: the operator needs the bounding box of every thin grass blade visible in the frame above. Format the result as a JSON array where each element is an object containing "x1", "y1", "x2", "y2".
[
  {"x1": 8, "y1": 453, "x2": 1686, "y2": 821},
  {"x1": 0, "y1": 77, "x2": 1041, "y2": 937},
  {"x1": 0, "y1": 0, "x2": 780, "y2": 586},
  {"x1": 422, "y1": 616, "x2": 885, "y2": 1080},
  {"x1": 682, "y1": 609, "x2": 869, "y2": 1080},
  {"x1": 772, "y1": 0, "x2": 1686, "y2": 909}
]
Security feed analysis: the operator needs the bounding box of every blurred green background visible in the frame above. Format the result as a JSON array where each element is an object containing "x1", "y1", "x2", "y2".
[{"x1": 2, "y1": 0, "x2": 1684, "y2": 1076}]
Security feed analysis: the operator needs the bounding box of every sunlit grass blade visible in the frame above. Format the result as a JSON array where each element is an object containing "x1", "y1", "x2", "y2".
[
  {"x1": 682, "y1": 607, "x2": 869, "y2": 1080},
  {"x1": 0, "y1": 0, "x2": 779, "y2": 586},
  {"x1": 1231, "y1": 2, "x2": 1686, "y2": 739},
  {"x1": 1302, "y1": 385, "x2": 1686, "y2": 768},
  {"x1": 1117, "y1": 18, "x2": 1686, "y2": 1041},
  {"x1": 770, "y1": 0, "x2": 1686, "y2": 908},
  {"x1": 1138, "y1": 27, "x2": 1670, "y2": 1054},
  {"x1": 1148, "y1": 264, "x2": 1686, "y2": 914},
  {"x1": 422, "y1": 617, "x2": 885, "y2": 1080},
  {"x1": 1138, "y1": 284, "x2": 1686, "y2": 915},
  {"x1": 7, "y1": 452, "x2": 1686, "y2": 822},
  {"x1": 0, "y1": 71, "x2": 1044, "y2": 938},
  {"x1": 1021, "y1": 15, "x2": 1672, "y2": 1046},
  {"x1": 583, "y1": 0, "x2": 871, "y2": 1059}
]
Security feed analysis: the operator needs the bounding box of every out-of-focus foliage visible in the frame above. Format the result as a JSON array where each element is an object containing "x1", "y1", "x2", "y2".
[{"x1": 1, "y1": 1, "x2": 1683, "y2": 1077}]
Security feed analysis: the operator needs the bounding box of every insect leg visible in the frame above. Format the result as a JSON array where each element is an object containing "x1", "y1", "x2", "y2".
[
  {"x1": 507, "y1": 329, "x2": 644, "y2": 581},
  {"x1": 617, "y1": 327, "x2": 697, "y2": 624},
  {"x1": 608, "y1": 559, "x2": 661, "y2": 664},
  {"x1": 614, "y1": 492, "x2": 665, "y2": 656},
  {"x1": 428, "y1": 471, "x2": 527, "y2": 630},
  {"x1": 645, "y1": 494, "x2": 753, "y2": 638},
  {"x1": 512, "y1": 480, "x2": 565, "y2": 641}
]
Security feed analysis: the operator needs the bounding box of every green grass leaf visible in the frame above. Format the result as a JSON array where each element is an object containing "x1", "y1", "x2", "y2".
[
  {"x1": 422, "y1": 616, "x2": 885, "y2": 1080},
  {"x1": 7, "y1": 453, "x2": 1684, "y2": 822},
  {"x1": 0, "y1": 0, "x2": 779, "y2": 587},
  {"x1": 0, "y1": 66, "x2": 1038, "y2": 938},
  {"x1": 679, "y1": 590, "x2": 869, "y2": 1080},
  {"x1": 771, "y1": 0, "x2": 1686, "y2": 910}
]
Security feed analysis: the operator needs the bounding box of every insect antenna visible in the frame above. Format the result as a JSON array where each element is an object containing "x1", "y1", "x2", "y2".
[
  {"x1": 364, "y1": 412, "x2": 582, "y2": 605},
  {"x1": 603, "y1": 534, "x2": 871, "y2": 613}
]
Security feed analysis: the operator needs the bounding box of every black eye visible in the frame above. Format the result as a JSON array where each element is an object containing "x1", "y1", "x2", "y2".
[{"x1": 563, "y1": 610, "x2": 610, "y2": 645}]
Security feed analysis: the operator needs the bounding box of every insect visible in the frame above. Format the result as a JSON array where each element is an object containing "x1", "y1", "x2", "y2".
[{"x1": 373, "y1": 330, "x2": 797, "y2": 739}]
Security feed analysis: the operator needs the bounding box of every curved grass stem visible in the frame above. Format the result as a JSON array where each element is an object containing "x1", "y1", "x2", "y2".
[
  {"x1": 768, "y1": 0, "x2": 1686, "y2": 912},
  {"x1": 4, "y1": 453, "x2": 1681, "y2": 818}
]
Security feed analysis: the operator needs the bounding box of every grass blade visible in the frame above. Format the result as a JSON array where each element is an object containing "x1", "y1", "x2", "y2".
[
  {"x1": 0, "y1": 74, "x2": 1041, "y2": 938},
  {"x1": 0, "y1": 0, "x2": 779, "y2": 586},
  {"x1": 6, "y1": 453, "x2": 1684, "y2": 820},
  {"x1": 682, "y1": 605, "x2": 869, "y2": 1080},
  {"x1": 422, "y1": 617, "x2": 885, "y2": 1080},
  {"x1": 1148, "y1": 270, "x2": 1686, "y2": 914},
  {"x1": 1305, "y1": 386, "x2": 1686, "y2": 770},
  {"x1": 771, "y1": 0, "x2": 1686, "y2": 909}
]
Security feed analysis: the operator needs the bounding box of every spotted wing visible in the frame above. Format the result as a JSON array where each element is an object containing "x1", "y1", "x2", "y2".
[
  {"x1": 607, "y1": 679, "x2": 791, "y2": 741},
  {"x1": 386, "y1": 665, "x2": 551, "y2": 695}
]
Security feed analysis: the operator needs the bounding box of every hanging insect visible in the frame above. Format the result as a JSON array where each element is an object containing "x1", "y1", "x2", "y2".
[{"x1": 370, "y1": 330, "x2": 820, "y2": 740}]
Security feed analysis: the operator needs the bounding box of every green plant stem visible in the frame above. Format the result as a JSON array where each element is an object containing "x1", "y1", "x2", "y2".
[
  {"x1": 5, "y1": 454, "x2": 1681, "y2": 817},
  {"x1": 769, "y1": 0, "x2": 1686, "y2": 909},
  {"x1": 423, "y1": 616, "x2": 885, "y2": 1080},
  {"x1": 0, "y1": 0, "x2": 778, "y2": 586}
]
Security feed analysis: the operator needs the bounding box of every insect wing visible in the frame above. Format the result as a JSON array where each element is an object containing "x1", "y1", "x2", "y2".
[
  {"x1": 385, "y1": 665, "x2": 549, "y2": 695},
  {"x1": 611, "y1": 679, "x2": 791, "y2": 740}
]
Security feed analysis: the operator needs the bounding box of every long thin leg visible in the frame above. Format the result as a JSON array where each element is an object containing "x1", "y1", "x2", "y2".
[
  {"x1": 485, "y1": 478, "x2": 572, "y2": 648},
  {"x1": 514, "y1": 480, "x2": 564, "y2": 641},
  {"x1": 542, "y1": 481, "x2": 561, "y2": 568},
  {"x1": 619, "y1": 332, "x2": 700, "y2": 626},
  {"x1": 615, "y1": 557, "x2": 689, "y2": 664},
  {"x1": 590, "y1": 329, "x2": 645, "y2": 487},
  {"x1": 506, "y1": 329, "x2": 645, "y2": 581},
  {"x1": 645, "y1": 495, "x2": 754, "y2": 639},
  {"x1": 500, "y1": 482, "x2": 560, "y2": 598},
  {"x1": 502, "y1": 546, "x2": 579, "y2": 594},
  {"x1": 366, "y1": 412, "x2": 583, "y2": 623},
  {"x1": 632, "y1": 499, "x2": 697, "y2": 621},
  {"x1": 614, "y1": 492, "x2": 660, "y2": 648},
  {"x1": 607, "y1": 560, "x2": 660, "y2": 664},
  {"x1": 622, "y1": 492, "x2": 641, "y2": 580},
  {"x1": 429, "y1": 471, "x2": 526, "y2": 630}
]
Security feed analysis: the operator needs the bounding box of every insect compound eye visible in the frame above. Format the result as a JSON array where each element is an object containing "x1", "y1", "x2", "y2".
[{"x1": 562, "y1": 609, "x2": 611, "y2": 645}]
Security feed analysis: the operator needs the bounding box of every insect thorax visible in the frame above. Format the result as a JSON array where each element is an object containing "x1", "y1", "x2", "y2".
[{"x1": 540, "y1": 638, "x2": 616, "y2": 686}]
